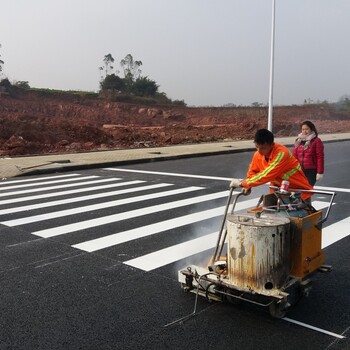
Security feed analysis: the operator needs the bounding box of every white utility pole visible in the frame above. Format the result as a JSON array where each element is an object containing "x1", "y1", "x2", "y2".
[{"x1": 267, "y1": 0, "x2": 276, "y2": 132}]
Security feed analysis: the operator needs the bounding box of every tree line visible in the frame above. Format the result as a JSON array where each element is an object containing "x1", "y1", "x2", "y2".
[
  {"x1": 99, "y1": 53, "x2": 158, "y2": 97},
  {"x1": 0, "y1": 44, "x2": 185, "y2": 105}
]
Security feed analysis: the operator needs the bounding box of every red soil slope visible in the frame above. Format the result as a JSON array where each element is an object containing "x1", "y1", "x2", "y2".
[{"x1": 1, "y1": 92, "x2": 349, "y2": 156}]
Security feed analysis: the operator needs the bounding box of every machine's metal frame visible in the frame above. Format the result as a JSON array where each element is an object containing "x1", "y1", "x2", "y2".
[{"x1": 176, "y1": 187, "x2": 336, "y2": 321}]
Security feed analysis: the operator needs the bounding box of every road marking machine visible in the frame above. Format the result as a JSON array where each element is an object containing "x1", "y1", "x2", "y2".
[{"x1": 177, "y1": 185, "x2": 336, "y2": 319}]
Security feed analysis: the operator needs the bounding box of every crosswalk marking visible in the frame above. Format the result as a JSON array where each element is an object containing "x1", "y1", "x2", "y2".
[
  {"x1": 123, "y1": 201, "x2": 330, "y2": 271},
  {"x1": 322, "y1": 217, "x2": 350, "y2": 248},
  {"x1": 72, "y1": 198, "x2": 258, "y2": 252},
  {"x1": 0, "y1": 173, "x2": 81, "y2": 186},
  {"x1": 124, "y1": 232, "x2": 218, "y2": 271},
  {"x1": 31, "y1": 190, "x2": 229, "y2": 238},
  {"x1": 1, "y1": 177, "x2": 118, "y2": 197},
  {"x1": 0, "y1": 182, "x2": 172, "y2": 215},
  {"x1": 0, "y1": 175, "x2": 100, "y2": 190},
  {"x1": 73, "y1": 207, "x2": 224, "y2": 252},
  {"x1": 105, "y1": 167, "x2": 233, "y2": 181},
  {"x1": 0, "y1": 173, "x2": 348, "y2": 274},
  {"x1": 0, "y1": 178, "x2": 133, "y2": 205},
  {"x1": 2, "y1": 186, "x2": 203, "y2": 227}
]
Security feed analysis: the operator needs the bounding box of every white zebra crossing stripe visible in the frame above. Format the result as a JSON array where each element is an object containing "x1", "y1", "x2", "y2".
[
  {"x1": 73, "y1": 208, "x2": 225, "y2": 252},
  {"x1": 33, "y1": 191, "x2": 231, "y2": 238},
  {"x1": 105, "y1": 167, "x2": 233, "y2": 181},
  {"x1": 0, "y1": 173, "x2": 81, "y2": 186},
  {"x1": 322, "y1": 217, "x2": 350, "y2": 248},
  {"x1": 0, "y1": 177, "x2": 122, "y2": 197},
  {"x1": 0, "y1": 175, "x2": 100, "y2": 190},
  {"x1": 123, "y1": 201, "x2": 330, "y2": 271},
  {"x1": 0, "y1": 178, "x2": 130, "y2": 205},
  {"x1": 0, "y1": 182, "x2": 172, "y2": 215},
  {"x1": 72, "y1": 198, "x2": 258, "y2": 252},
  {"x1": 1, "y1": 186, "x2": 203, "y2": 227},
  {"x1": 124, "y1": 232, "x2": 218, "y2": 271}
]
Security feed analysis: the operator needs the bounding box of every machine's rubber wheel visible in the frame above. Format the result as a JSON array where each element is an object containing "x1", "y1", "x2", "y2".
[{"x1": 269, "y1": 301, "x2": 287, "y2": 319}]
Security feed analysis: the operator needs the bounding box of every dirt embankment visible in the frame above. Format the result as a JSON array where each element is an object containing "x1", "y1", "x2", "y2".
[{"x1": 1, "y1": 92, "x2": 350, "y2": 156}]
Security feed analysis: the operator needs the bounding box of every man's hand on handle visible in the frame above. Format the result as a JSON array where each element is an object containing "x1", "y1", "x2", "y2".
[
  {"x1": 230, "y1": 178, "x2": 242, "y2": 188},
  {"x1": 230, "y1": 178, "x2": 251, "y2": 195}
]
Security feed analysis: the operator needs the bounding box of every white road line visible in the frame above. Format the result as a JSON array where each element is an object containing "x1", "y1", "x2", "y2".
[
  {"x1": 123, "y1": 201, "x2": 330, "y2": 271},
  {"x1": 0, "y1": 173, "x2": 81, "y2": 185},
  {"x1": 282, "y1": 318, "x2": 346, "y2": 339},
  {"x1": 0, "y1": 178, "x2": 125, "y2": 205},
  {"x1": 315, "y1": 185, "x2": 350, "y2": 193},
  {"x1": 322, "y1": 217, "x2": 350, "y2": 248},
  {"x1": 125, "y1": 232, "x2": 218, "y2": 271},
  {"x1": 105, "y1": 169, "x2": 350, "y2": 194},
  {"x1": 2, "y1": 186, "x2": 203, "y2": 227},
  {"x1": 73, "y1": 208, "x2": 224, "y2": 253},
  {"x1": 73, "y1": 198, "x2": 258, "y2": 252},
  {"x1": 0, "y1": 177, "x2": 119, "y2": 197},
  {"x1": 32, "y1": 190, "x2": 229, "y2": 238},
  {"x1": 0, "y1": 182, "x2": 172, "y2": 215},
  {"x1": 0, "y1": 175, "x2": 100, "y2": 190},
  {"x1": 104, "y1": 167, "x2": 233, "y2": 181},
  {"x1": 311, "y1": 201, "x2": 330, "y2": 211}
]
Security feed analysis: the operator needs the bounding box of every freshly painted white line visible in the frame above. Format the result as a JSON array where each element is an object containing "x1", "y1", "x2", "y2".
[
  {"x1": 125, "y1": 232, "x2": 218, "y2": 271},
  {"x1": 0, "y1": 182, "x2": 173, "y2": 215},
  {"x1": 104, "y1": 167, "x2": 233, "y2": 181},
  {"x1": 73, "y1": 208, "x2": 224, "y2": 252},
  {"x1": 322, "y1": 217, "x2": 350, "y2": 248},
  {"x1": 314, "y1": 185, "x2": 350, "y2": 193},
  {"x1": 0, "y1": 173, "x2": 80, "y2": 186},
  {"x1": 123, "y1": 201, "x2": 330, "y2": 271},
  {"x1": 282, "y1": 318, "x2": 345, "y2": 339},
  {"x1": 0, "y1": 178, "x2": 125, "y2": 205},
  {"x1": 0, "y1": 175, "x2": 99, "y2": 190},
  {"x1": 32, "y1": 190, "x2": 229, "y2": 238},
  {"x1": 105, "y1": 169, "x2": 350, "y2": 194},
  {"x1": 0, "y1": 177, "x2": 118, "y2": 197},
  {"x1": 2, "y1": 186, "x2": 203, "y2": 227},
  {"x1": 73, "y1": 198, "x2": 258, "y2": 252}
]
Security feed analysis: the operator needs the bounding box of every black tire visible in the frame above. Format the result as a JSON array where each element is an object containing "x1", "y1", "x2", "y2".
[{"x1": 269, "y1": 301, "x2": 287, "y2": 319}]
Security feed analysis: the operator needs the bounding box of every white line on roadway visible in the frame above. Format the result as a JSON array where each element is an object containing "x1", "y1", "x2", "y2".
[
  {"x1": 0, "y1": 178, "x2": 125, "y2": 205},
  {"x1": 0, "y1": 173, "x2": 81, "y2": 185},
  {"x1": 282, "y1": 318, "x2": 345, "y2": 339},
  {"x1": 73, "y1": 197, "x2": 257, "y2": 252},
  {"x1": 105, "y1": 168, "x2": 350, "y2": 193},
  {"x1": 2, "y1": 186, "x2": 203, "y2": 227},
  {"x1": 32, "y1": 190, "x2": 230, "y2": 238},
  {"x1": 322, "y1": 216, "x2": 350, "y2": 248},
  {"x1": 0, "y1": 182, "x2": 171, "y2": 215},
  {"x1": 0, "y1": 177, "x2": 121, "y2": 197},
  {"x1": 0, "y1": 175, "x2": 100, "y2": 190},
  {"x1": 123, "y1": 201, "x2": 329, "y2": 271},
  {"x1": 104, "y1": 167, "x2": 233, "y2": 181}
]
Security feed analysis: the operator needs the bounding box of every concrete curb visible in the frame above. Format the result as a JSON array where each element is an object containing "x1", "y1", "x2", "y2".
[{"x1": 1, "y1": 133, "x2": 350, "y2": 179}]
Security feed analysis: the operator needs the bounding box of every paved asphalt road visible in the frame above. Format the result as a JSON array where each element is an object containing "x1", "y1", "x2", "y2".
[{"x1": 0, "y1": 141, "x2": 349, "y2": 349}]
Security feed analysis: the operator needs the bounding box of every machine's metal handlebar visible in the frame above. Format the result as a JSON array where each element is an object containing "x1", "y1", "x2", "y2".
[
  {"x1": 211, "y1": 188, "x2": 243, "y2": 267},
  {"x1": 269, "y1": 186, "x2": 336, "y2": 226}
]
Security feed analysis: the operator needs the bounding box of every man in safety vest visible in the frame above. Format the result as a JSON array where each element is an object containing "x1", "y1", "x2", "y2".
[{"x1": 230, "y1": 129, "x2": 313, "y2": 200}]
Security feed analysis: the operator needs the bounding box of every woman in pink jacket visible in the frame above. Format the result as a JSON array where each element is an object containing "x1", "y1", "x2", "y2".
[{"x1": 292, "y1": 120, "x2": 324, "y2": 186}]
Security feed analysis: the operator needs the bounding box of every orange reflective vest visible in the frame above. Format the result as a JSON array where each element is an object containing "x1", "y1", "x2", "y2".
[{"x1": 241, "y1": 143, "x2": 313, "y2": 199}]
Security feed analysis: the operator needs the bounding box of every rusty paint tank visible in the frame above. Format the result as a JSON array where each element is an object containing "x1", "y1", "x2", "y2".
[{"x1": 226, "y1": 214, "x2": 291, "y2": 296}]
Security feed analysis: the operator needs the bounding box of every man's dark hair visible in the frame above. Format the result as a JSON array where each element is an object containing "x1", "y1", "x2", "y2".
[{"x1": 254, "y1": 129, "x2": 274, "y2": 144}]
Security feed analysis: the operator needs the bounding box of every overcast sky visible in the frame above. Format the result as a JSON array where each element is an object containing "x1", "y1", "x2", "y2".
[{"x1": 1, "y1": 0, "x2": 349, "y2": 106}]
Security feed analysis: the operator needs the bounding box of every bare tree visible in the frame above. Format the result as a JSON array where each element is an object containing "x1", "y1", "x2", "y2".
[
  {"x1": 99, "y1": 53, "x2": 115, "y2": 78},
  {"x1": 120, "y1": 54, "x2": 142, "y2": 82},
  {"x1": 0, "y1": 44, "x2": 4, "y2": 76}
]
